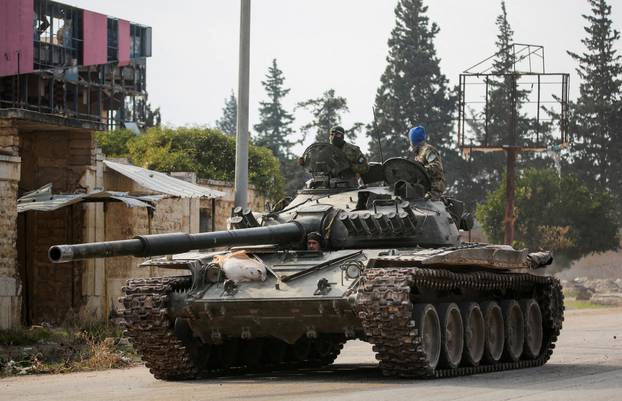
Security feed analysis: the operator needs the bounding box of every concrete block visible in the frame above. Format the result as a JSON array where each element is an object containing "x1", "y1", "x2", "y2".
[
  {"x1": 0, "y1": 276, "x2": 16, "y2": 296},
  {"x1": 0, "y1": 296, "x2": 15, "y2": 329},
  {"x1": 0, "y1": 155, "x2": 21, "y2": 181}
]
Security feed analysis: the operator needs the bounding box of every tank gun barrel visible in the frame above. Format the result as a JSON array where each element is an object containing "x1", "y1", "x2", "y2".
[{"x1": 49, "y1": 222, "x2": 305, "y2": 263}]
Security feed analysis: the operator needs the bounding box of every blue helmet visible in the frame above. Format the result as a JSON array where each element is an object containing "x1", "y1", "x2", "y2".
[{"x1": 409, "y1": 126, "x2": 427, "y2": 146}]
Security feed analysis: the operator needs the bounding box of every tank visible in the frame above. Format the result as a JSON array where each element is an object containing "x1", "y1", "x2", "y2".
[{"x1": 49, "y1": 142, "x2": 564, "y2": 380}]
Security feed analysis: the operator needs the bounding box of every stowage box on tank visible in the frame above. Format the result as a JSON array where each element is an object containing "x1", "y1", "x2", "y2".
[{"x1": 49, "y1": 142, "x2": 564, "y2": 380}]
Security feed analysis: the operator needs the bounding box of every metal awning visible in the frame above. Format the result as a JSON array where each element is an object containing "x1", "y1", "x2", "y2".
[
  {"x1": 103, "y1": 160, "x2": 224, "y2": 199},
  {"x1": 17, "y1": 184, "x2": 162, "y2": 213}
]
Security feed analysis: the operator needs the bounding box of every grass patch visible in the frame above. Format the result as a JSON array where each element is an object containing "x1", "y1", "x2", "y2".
[
  {"x1": 564, "y1": 299, "x2": 613, "y2": 309},
  {"x1": 0, "y1": 326, "x2": 56, "y2": 346}
]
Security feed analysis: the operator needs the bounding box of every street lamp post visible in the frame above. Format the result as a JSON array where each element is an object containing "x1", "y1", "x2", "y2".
[{"x1": 234, "y1": 0, "x2": 251, "y2": 208}]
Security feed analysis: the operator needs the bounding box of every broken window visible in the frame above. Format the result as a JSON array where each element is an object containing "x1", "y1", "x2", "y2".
[{"x1": 33, "y1": 0, "x2": 82, "y2": 68}]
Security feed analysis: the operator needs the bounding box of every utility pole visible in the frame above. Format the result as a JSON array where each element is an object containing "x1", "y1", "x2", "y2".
[{"x1": 234, "y1": 0, "x2": 251, "y2": 208}]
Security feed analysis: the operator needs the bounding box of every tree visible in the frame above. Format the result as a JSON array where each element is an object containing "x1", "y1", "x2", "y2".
[
  {"x1": 215, "y1": 91, "x2": 237, "y2": 136},
  {"x1": 254, "y1": 59, "x2": 297, "y2": 160},
  {"x1": 145, "y1": 102, "x2": 162, "y2": 128},
  {"x1": 456, "y1": 1, "x2": 547, "y2": 209},
  {"x1": 126, "y1": 127, "x2": 284, "y2": 200},
  {"x1": 95, "y1": 129, "x2": 136, "y2": 157},
  {"x1": 476, "y1": 168, "x2": 619, "y2": 266},
  {"x1": 567, "y1": 0, "x2": 622, "y2": 199},
  {"x1": 367, "y1": 0, "x2": 456, "y2": 160},
  {"x1": 298, "y1": 89, "x2": 358, "y2": 143}
]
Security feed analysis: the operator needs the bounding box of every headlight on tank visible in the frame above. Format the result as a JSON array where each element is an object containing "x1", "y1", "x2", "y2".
[{"x1": 343, "y1": 261, "x2": 363, "y2": 280}]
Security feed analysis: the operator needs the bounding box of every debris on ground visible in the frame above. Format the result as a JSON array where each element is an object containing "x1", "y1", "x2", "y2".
[
  {"x1": 0, "y1": 318, "x2": 137, "y2": 377},
  {"x1": 561, "y1": 278, "x2": 622, "y2": 306}
]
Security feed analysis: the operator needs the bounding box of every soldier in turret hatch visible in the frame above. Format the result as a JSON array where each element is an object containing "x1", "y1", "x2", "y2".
[
  {"x1": 329, "y1": 126, "x2": 368, "y2": 177},
  {"x1": 409, "y1": 126, "x2": 446, "y2": 200}
]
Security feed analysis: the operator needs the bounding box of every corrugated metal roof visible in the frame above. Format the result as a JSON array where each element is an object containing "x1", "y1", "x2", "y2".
[
  {"x1": 103, "y1": 160, "x2": 224, "y2": 199},
  {"x1": 17, "y1": 184, "x2": 158, "y2": 213}
]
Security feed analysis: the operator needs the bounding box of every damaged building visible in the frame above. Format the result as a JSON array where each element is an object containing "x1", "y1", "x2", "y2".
[
  {"x1": 0, "y1": 1, "x2": 267, "y2": 329},
  {"x1": 0, "y1": 0, "x2": 152, "y2": 328}
]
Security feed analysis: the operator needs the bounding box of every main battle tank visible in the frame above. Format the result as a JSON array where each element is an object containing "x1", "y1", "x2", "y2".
[{"x1": 49, "y1": 143, "x2": 564, "y2": 380}]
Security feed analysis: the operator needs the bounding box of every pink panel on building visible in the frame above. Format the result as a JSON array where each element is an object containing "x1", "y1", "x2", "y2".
[
  {"x1": 83, "y1": 10, "x2": 108, "y2": 66},
  {"x1": 0, "y1": 0, "x2": 34, "y2": 77},
  {"x1": 118, "y1": 20, "x2": 131, "y2": 66}
]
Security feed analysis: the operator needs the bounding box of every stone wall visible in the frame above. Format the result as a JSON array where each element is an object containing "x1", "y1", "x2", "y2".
[
  {"x1": 0, "y1": 119, "x2": 21, "y2": 329},
  {"x1": 100, "y1": 173, "x2": 267, "y2": 316},
  {"x1": 198, "y1": 179, "x2": 267, "y2": 230},
  {"x1": 103, "y1": 170, "x2": 200, "y2": 315},
  {"x1": 0, "y1": 154, "x2": 21, "y2": 328}
]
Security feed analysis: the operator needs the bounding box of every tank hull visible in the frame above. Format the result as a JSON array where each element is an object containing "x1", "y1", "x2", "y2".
[{"x1": 121, "y1": 246, "x2": 564, "y2": 380}]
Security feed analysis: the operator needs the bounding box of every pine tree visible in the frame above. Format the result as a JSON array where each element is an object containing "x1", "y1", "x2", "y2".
[
  {"x1": 567, "y1": 0, "x2": 622, "y2": 199},
  {"x1": 215, "y1": 91, "x2": 237, "y2": 136},
  {"x1": 254, "y1": 59, "x2": 296, "y2": 160},
  {"x1": 298, "y1": 89, "x2": 357, "y2": 142},
  {"x1": 367, "y1": 0, "x2": 456, "y2": 162}
]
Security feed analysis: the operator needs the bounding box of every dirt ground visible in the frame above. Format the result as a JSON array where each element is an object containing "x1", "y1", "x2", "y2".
[{"x1": 1, "y1": 307, "x2": 621, "y2": 401}]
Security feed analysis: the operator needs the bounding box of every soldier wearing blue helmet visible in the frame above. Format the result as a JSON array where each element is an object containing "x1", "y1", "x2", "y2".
[{"x1": 409, "y1": 126, "x2": 446, "y2": 199}]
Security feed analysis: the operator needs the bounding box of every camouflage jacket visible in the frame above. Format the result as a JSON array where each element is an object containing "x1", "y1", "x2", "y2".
[
  {"x1": 412, "y1": 142, "x2": 446, "y2": 199},
  {"x1": 341, "y1": 142, "x2": 369, "y2": 175}
]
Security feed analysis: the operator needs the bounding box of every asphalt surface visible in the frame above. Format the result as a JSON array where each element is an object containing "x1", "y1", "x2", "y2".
[{"x1": 2, "y1": 307, "x2": 621, "y2": 401}]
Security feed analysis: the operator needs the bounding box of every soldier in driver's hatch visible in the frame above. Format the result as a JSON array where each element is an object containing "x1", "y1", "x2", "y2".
[
  {"x1": 409, "y1": 126, "x2": 446, "y2": 200},
  {"x1": 329, "y1": 126, "x2": 369, "y2": 176}
]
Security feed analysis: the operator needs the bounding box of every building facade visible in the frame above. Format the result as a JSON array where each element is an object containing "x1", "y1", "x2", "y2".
[{"x1": 0, "y1": 0, "x2": 152, "y2": 328}]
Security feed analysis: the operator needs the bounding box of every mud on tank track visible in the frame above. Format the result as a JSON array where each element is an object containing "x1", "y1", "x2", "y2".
[
  {"x1": 119, "y1": 267, "x2": 564, "y2": 381},
  {"x1": 120, "y1": 277, "x2": 345, "y2": 380}
]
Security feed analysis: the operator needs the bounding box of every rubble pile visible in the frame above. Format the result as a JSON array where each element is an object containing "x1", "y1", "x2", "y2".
[{"x1": 562, "y1": 277, "x2": 622, "y2": 306}]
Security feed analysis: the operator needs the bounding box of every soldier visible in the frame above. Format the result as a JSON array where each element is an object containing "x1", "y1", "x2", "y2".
[
  {"x1": 329, "y1": 126, "x2": 369, "y2": 176},
  {"x1": 409, "y1": 126, "x2": 446, "y2": 200},
  {"x1": 306, "y1": 232, "x2": 322, "y2": 251}
]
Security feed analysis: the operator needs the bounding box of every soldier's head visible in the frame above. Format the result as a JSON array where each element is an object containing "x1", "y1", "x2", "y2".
[
  {"x1": 409, "y1": 126, "x2": 427, "y2": 148},
  {"x1": 306, "y1": 232, "x2": 322, "y2": 251},
  {"x1": 329, "y1": 126, "x2": 346, "y2": 148}
]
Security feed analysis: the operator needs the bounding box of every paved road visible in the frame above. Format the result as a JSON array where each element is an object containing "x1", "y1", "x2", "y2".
[{"x1": 2, "y1": 308, "x2": 621, "y2": 401}]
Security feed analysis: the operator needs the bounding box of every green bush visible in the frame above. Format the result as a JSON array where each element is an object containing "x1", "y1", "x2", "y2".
[
  {"x1": 476, "y1": 168, "x2": 620, "y2": 266},
  {"x1": 97, "y1": 127, "x2": 284, "y2": 200}
]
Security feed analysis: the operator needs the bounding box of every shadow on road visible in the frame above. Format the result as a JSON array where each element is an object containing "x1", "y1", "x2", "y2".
[{"x1": 189, "y1": 362, "x2": 622, "y2": 389}]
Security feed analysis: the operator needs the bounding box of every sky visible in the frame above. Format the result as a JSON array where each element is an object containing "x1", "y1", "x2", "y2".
[{"x1": 63, "y1": 0, "x2": 621, "y2": 153}]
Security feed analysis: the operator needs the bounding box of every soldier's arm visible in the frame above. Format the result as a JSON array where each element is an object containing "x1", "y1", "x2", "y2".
[{"x1": 351, "y1": 149, "x2": 369, "y2": 175}]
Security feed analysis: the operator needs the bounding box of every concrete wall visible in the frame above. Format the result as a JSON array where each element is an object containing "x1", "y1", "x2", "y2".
[
  {"x1": 102, "y1": 170, "x2": 200, "y2": 315},
  {"x1": 198, "y1": 179, "x2": 267, "y2": 230},
  {"x1": 100, "y1": 173, "x2": 267, "y2": 316}
]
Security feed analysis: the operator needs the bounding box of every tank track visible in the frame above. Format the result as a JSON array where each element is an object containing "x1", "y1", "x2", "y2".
[
  {"x1": 121, "y1": 276, "x2": 345, "y2": 380},
  {"x1": 121, "y1": 276, "x2": 200, "y2": 380},
  {"x1": 356, "y1": 267, "x2": 564, "y2": 378}
]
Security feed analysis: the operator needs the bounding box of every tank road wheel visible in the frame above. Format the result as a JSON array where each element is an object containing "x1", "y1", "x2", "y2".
[
  {"x1": 502, "y1": 300, "x2": 525, "y2": 362},
  {"x1": 313, "y1": 336, "x2": 335, "y2": 360},
  {"x1": 291, "y1": 337, "x2": 312, "y2": 362},
  {"x1": 240, "y1": 339, "x2": 264, "y2": 368},
  {"x1": 264, "y1": 338, "x2": 288, "y2": 366},
  {"x1": 460, "y1": 302, "x2": 485, "y2": 367},
  {"x1": 219, "y1": 339, "x2": 240, "y2": 368},
  {"x1": 482, "y1": 301, "x2": 504, "y2": 364},
  {"x1": 439, "y1": 303, "x2": 464, "y2": 369},
  {"x1": 414, "y1": 304, "x2": 441, "y2": 369},
  {"x1": 521, "y1": 299, "x2": 543, "y2": 359}
]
